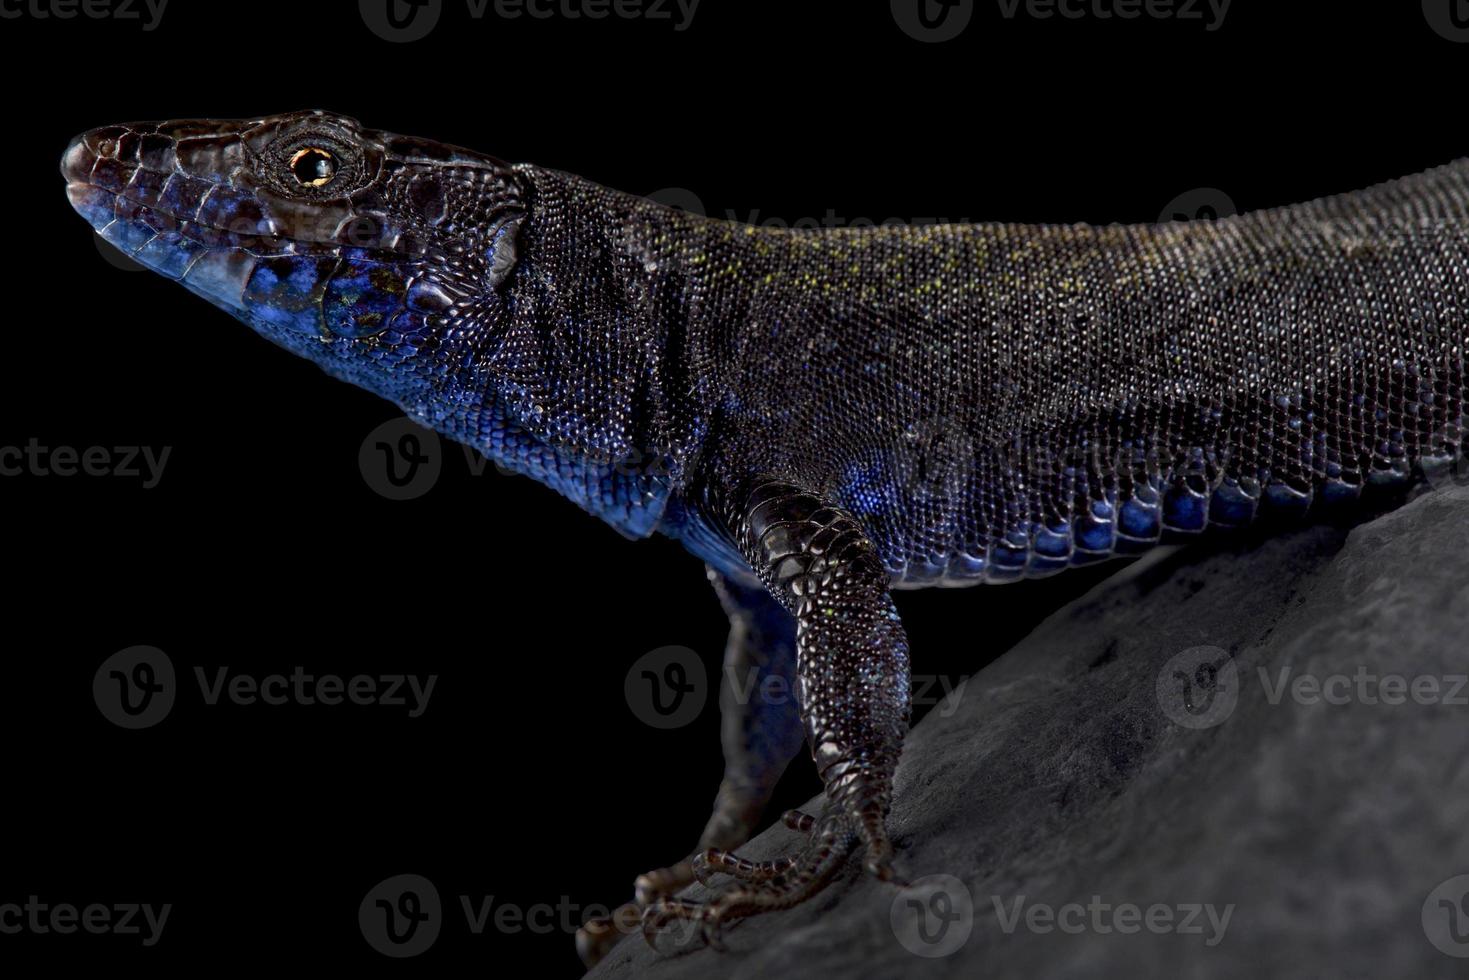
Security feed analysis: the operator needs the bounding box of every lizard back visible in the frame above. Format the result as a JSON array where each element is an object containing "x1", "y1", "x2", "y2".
[{"x1": 636, "y1": 161, "x2": 1469, "y2": 587}]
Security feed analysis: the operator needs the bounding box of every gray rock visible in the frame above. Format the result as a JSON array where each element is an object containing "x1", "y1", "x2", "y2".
[{"x1": 591, "y1": 485, "x2": 1469, "y2": 980}]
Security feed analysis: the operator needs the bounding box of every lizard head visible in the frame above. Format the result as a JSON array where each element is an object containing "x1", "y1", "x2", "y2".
[
  {"x1": 62, "y1": 109, "x2": 702, "y2": 536},
  {"x1": 61, "y1": 108, "x2": 526, "y2": 420}
]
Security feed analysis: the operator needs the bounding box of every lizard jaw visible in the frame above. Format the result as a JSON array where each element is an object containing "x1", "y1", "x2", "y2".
[{"x1": 61, "y1": 123, "x2": 278, "y2": 322}]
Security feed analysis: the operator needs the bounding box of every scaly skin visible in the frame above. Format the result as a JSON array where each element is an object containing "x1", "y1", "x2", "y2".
[{"x1": 61, "y1": 111, "x2": 1469, "y2": 963}]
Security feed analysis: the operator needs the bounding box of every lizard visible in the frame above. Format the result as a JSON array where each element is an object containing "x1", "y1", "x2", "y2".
[{"x1": 60, "y1": 110, "x2": 1469, "y2": 965}]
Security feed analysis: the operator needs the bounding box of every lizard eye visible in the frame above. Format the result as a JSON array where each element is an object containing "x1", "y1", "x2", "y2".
[
  {"x1": 289, "y1": 147, "x2": 337, "y2": 187},
  {"x1": 249, "y1": 123, "x2": 378, "y2": 201}
]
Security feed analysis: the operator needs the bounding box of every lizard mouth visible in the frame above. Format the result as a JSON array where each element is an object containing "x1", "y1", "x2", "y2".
[
  {"x1": 61, "y1": 115, "x2": 444, "y2": 347},
  {"x1": 63, "y1": 122, "x2": 277, "y2": 310},
  {"x1": 61, "y1": 121, "x2": 365, "y2": 319}
]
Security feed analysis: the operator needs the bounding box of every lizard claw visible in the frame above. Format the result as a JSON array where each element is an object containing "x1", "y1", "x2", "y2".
[
  {"x1": 575, "y1": 902, "x2": 640, "y2": 967},
  {"x1": 637, "y1": 803, "x2": 908, "y2": 953}
]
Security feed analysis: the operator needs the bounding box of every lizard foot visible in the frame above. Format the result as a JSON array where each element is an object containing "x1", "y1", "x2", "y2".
[
  {"x1": 576, "y1": 812, "x2": 817, "y2": 964},
  {"x1": 641, "y1": 807, "x2": 899, "y2": 952},
  {"x1": 577, "y1": 567, "x2": 807, "y2": 970}
]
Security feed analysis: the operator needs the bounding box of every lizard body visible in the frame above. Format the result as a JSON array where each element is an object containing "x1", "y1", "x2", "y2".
[{"x1": 61, "y1": 111, "x2": 1469, "y2": 960}]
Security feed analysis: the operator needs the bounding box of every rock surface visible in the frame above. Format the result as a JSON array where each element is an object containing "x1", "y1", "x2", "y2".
[{"x1": 590, "y1": 486, "x2": 1469, "y2": 980}]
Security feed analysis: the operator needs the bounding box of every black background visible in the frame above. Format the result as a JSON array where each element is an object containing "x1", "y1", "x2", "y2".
[{"x1": 4, "y1": 0, "x2": 1466, "y2": 973}]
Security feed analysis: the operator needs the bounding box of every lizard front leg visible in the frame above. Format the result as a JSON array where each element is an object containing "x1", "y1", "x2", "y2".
[
  {"x1": 644, "y1": 479, "x2": 913, "y2": 950},
  {"x1": 576, "y1": 566, "x2": 806, "y2": 967},
  {"x1": 677, "y1": 568, "x2": 808, "y2": 880}
]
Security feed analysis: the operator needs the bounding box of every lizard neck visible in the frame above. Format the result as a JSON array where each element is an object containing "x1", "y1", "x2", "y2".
[{"x1": 458, "y1": 164, "x2": 748, "y2": 536}]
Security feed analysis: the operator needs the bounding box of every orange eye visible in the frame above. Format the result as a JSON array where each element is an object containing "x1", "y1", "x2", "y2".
[{"x1": 289, "y1": 147, "x2": 337, "y2": 187}]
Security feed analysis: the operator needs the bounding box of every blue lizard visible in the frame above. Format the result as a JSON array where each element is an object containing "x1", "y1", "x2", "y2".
[{"x1": 61, "y1": 110, "x2": 1469, "y2": 963}]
